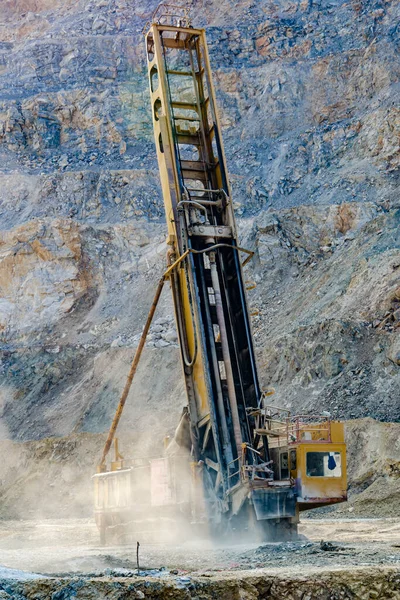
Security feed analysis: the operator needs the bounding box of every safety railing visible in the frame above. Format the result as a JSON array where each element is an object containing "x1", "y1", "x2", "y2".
[
  {"x1": 144, "y1": 3, "x2": 192, "y2": 32},
  {"x1": 247, "y1": 403, "x2": 290, "y2": 448},
  {"x1": 242, "y1": 444, "x2": 273, "y2": 482},
  {"x1": 227, "y1": 444, "x2": 274, "y2": 490},
  {"x1": 246, "y1": 403, "x2": 333, "y2": 448},
  {"x1": 287, "y1": 415, "x2": 331, "y2": 444},
  {"x1": 227, "y1": 456, "x2": 241, "y2": 486}
]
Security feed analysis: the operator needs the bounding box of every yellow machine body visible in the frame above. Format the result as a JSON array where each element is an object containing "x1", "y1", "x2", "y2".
[{"x1": 290, "y1": 421, "x2": 346, "y2": 509}]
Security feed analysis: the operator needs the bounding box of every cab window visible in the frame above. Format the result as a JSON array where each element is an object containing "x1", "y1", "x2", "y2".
[{"x1": 306, "y1": 452, "x2": 342, "y2": 477}]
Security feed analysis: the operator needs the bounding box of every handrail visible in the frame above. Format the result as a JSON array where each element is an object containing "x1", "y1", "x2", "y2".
[{"x1": 143, "y1": 2, "x2": 192, "y2": 32}]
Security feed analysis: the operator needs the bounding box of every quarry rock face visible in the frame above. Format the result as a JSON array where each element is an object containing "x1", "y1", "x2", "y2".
[
  {"x1": 0, "y1": 0, "x2": 398, "y2": 442},
  {"x1": 0, "y1": 219, "x2": 91, "y2": 338}
]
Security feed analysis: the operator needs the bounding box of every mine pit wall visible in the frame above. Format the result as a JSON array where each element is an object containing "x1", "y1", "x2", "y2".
[{"x1": 2, "y1": 568, "x2": 400, "y2": 599}]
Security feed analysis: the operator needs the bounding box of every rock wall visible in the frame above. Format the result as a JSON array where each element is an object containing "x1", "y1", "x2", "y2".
[
  {"x1": 0, "y1": 0, "x2": 398, "y2": 441},
  {"x1": 0, "y1": 219, "x2": 92, "y2": 339},
  {"x1": 247, "y1": 206, "x2": 400, "y2": 420}
]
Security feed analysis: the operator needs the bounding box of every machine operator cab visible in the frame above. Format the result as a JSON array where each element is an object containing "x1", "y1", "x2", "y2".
[
  {"x1": 252, "y1": 401, "x2": 347, "y2": 511},
  {"x1": 290, "y1": 419, "x2": 347, "y2": 510}
]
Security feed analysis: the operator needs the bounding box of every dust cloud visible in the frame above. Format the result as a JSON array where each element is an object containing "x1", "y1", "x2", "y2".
[{"x1": 0, "y1": 417, "x2": 399, "y2": 579}]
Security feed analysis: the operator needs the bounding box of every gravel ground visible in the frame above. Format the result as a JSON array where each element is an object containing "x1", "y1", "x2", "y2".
[{"x1": 0, "y1": 518, "x2": 399, "y2": 577}]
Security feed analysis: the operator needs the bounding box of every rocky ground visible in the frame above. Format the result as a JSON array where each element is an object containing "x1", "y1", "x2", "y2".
[
  {"x1": 0, "y1": 519, "x2": 399, "y2": 599},
  {"x1": 1, "y1": 516, "x2": 400, "y2": 573}
]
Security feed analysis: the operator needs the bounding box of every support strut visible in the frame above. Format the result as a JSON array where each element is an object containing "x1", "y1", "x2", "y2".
[{"x1": 99, "y1": 275, "x2": 166, "y2": 471}]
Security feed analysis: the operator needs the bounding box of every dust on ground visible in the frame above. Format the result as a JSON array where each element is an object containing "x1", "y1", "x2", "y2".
[{"x1": 0, "y1": 518, "x2": 399, "y2": 577}]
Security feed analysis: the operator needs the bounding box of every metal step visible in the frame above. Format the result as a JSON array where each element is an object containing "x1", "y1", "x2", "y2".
[
  {"x1": 177, "y1": 133, "x2": 201, "y2": 145},
  {"x1": 182, "y1": 169, "x2": 207, "y2": 183},
  {"x1": 166, "y1": 68, "x2": 204, "y2": 76},
  {"x1": 173, "y1": 115, "x2": 200, "y2": 122},
  {"x1": 171, "y1": 101, "x2": 198, "y2": 110}
]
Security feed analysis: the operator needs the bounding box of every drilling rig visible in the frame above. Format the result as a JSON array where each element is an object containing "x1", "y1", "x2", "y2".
[{"x1": 93, "y1": 4, "x2": 347, "y2": 544}]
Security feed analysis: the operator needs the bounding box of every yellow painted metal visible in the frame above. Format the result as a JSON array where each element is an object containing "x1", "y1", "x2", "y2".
[
  {"x1": 96, "y1": 237, "x2": 254, "y2": 472},
  {"x1": 329, "y1": 420, "x2": 345, "y2": 443},
  {"x1": 147, "y1": 24, "x2": 209, "y2": 420},
  {"x1": 294, "y1": 420, "x2": 345, "y2": 444},
  {"x1": 145, "y1": 23, "x2": 239, "y2": 424},
  {"x1": 296, "y1": 442, "x2": 347, "y2": 505},
  {"x1": 289, "y1": 422, "x2": 347, "y2": 506},
  {"x1": 258, "y1": 416, "x2": 347, "y2": 506}
]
